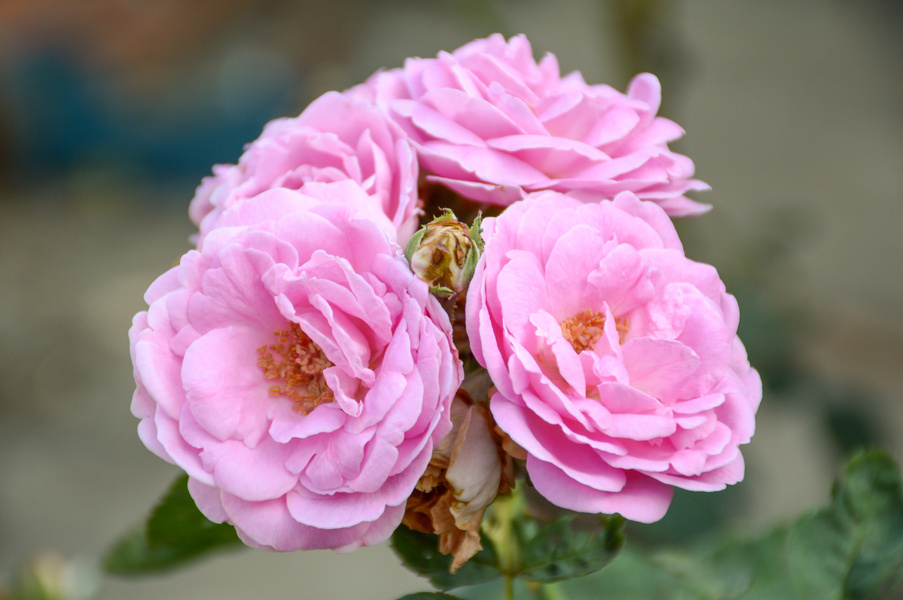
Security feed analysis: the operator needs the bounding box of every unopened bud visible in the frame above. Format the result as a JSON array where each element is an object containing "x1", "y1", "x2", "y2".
[{"x1": 404, "y1": 210, "x2": 483, "y2": 297}]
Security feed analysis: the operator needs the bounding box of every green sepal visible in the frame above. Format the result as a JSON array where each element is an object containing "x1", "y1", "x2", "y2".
[
  {"x1": 404, "y1": 227, "x2": 427, "y2": 264},
  {"x1": 468, "y1": 212, "x2": 484, "y2": 254},
  {"x1": 459, "y1": 243, "x2": 480, "y2": 291},
  {"x1": 430, "y1": 208, "x2": 458, "y2": 224},
  {"x1": 456, "y1": 212, "x2": 483, "y2": 293},
  {"x1": 429, "y1": 285, "x2": 456, "y2": 297}
]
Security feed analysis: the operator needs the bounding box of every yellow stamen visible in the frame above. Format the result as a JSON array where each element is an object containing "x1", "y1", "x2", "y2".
[
  {"x1": 257, "y1": 323, "x2": 334, "y2": 414},
  {"x1": 560, "y1": 309, "x2": 628, "y2": 353}
]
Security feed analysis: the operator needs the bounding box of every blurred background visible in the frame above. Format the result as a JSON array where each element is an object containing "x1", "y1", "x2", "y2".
[{"x1": 1, "y1": 1, "x2": 902, "y2": 598}]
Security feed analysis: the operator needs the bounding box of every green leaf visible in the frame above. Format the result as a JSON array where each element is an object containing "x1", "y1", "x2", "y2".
[
  {"x1": 558, "y1": 451, "x2": 903, "y2": 600},
  {"x1": 397, "y1": 593, "x2": 465, "y2": 600},
  {"x1": 558, "y1": 526, "x2": 794, "y2": 600},
  {"x1": 786, "y1": 450, "x2": 903, "y2": 599},
  {"x1": 557, "y1": 547, "x2": 700, "y2": 600},
  {"x1": 103, "y1": 474, "x2": 243, "y2": 575},
  {"x1": 701, "y1": 526, "x2": 797, "y2": 600},
  {"x1": 391, "y1": 526, "x2": 503, "y2": 591},
  {"x1": 518, "y1": 514, "x2": 625, "y2": 583}
]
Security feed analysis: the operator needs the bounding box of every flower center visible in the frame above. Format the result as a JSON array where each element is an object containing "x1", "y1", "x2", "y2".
[
  {"x1": 560, "y1": 309, "x2": 628, "y2": 353},
  {"x1": 257, "y1": 323, "x2": 334, "y2": 414}
]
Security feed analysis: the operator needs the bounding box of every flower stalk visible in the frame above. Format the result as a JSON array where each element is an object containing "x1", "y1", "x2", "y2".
[{"x1": 482, "y1": 483, "x2": 526, "y2": 598}]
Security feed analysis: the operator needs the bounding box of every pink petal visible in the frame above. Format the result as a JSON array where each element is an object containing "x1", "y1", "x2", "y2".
[
  {"x1": 203, "y1": 437, "x2": 297, "y2": 501},
  {"x1": 287, "y1": 489, "x2": 388, "y2": 529},
  {"x1": 621, "y1": 338, "x2": 700, "y2": 404},
  {"x1": 221, "y1": 493, "x2": 368, "y2": 551},
  {"x1": 527, "y1": 456, "x2": 673, "y2": 522},
  {"x1": 182, "y1": 326, "x2": 274, "y2": 445},
  {"x1": 188, "y1": 477, "x2": 229, "y2": 523}
]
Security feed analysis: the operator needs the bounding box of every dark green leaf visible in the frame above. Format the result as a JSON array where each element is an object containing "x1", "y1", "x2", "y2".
[
  {"x1": 786, "y1": 450, "x2": 903, "y2": 600},
  {"x1": 518, "y1": 514, "x2": 625, "y2": 583},
  {"x1": 558, "y1": 548, "x2": 700, "y2": 600},
  {"x1": 559, "y1": 451, "x2": 903, "y2": 600},
  {"x1": 103, "y1": 474, "x2": 243, "y2": 575},
  {"x1": 453, "y1": 578, "x2": 535, "y2": 600},
  {"x1": 558, "y1": 526, "x2": 793, "y2": 600},
  {"x1": 703, "y1": 526, "x2": 797, "y2": 600},
  {"x1": 391, "y1": 526, "x2": 502, "y2": 591}
]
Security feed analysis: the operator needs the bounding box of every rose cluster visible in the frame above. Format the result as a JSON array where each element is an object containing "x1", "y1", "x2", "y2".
[{"x1": 130, "y1": 34, "x2": 760, "y2": 566}]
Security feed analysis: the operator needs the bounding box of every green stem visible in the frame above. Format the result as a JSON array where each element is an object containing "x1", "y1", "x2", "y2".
[
  {"x1": 537, "y1": 582, "x2": 569, "y2": 600},
  {"x1": 483, "y1": 487, "x2": 524, "y2": 572},
  {"x1": 505, "y1": 573, "x2": 515, "y2": 600},
  {"x1": 483, "y1": 484, "x2": 526, "y2": 599}
]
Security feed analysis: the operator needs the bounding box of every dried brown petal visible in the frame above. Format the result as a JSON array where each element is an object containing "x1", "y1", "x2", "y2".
[{"x1": 402, "y1": 393, "x2": 508, "y2": 572}]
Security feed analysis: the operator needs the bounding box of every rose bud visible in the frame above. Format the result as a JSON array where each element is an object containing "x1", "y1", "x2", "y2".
[{"x1": 404, "y1": 210, "x2": 483, "y2": 297}]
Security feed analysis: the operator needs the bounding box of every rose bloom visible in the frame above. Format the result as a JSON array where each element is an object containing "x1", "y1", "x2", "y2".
[
  {"x1": 129, "y1": 203, "x2": 462, "y2": 550},
  {"x1": 189, "y1": 90, "x2": 420, "y2": 245},
  {"x1": 466, "y1": 191, "x2": 761, "y2": 522},
  {"x1": 354, "y1": 34, "x2": 708, "y2": 215}
]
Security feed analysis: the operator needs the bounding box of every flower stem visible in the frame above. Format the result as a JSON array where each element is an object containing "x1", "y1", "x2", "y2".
[{"x1": 483, "y1": 484, "x2": 526, "y2": 599}]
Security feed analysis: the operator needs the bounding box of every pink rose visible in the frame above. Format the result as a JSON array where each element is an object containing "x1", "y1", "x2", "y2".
[
  {"x1": 189, "y1": 91, "x2": 421, "y2": 245},
  {"x1": 211, "y1": 181, "x2": 403, "y2": 243},
  {"x1": 355, "y1": 34, "x2": 708, "y2": 215},
  {"x1": 466, "y1": 191, "x2": 760, "y2": 522},
  {"x1": 129, "y1": 203, "x2": 462, "y2": 550}
]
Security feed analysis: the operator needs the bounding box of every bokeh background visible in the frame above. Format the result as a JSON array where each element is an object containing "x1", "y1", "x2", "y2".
[{"x1": 1, "y1": 1, "x2": 902, "y2": 598}]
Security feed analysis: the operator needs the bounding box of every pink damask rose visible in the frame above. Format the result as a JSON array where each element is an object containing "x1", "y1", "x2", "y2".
[
  {"x1": 211, "y1": 181, "x2": 403, "y2": 242},
  {"x1": 129, "y1": 204, "x2": 462, "y2": 550},
  {"x1": 354, "y1": 34, "x2": 708, "y2": 215},
  {"x1": 189, "y1": 91, "x2": 420, "y2": 245},
  {"x1": 466, "y1": 191, "x2": 761, "y2": 522}
]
